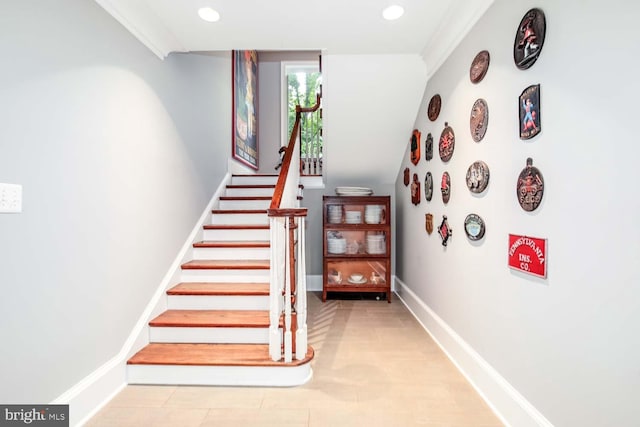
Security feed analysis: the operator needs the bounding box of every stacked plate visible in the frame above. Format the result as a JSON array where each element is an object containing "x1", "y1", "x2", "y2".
[
  {"x1": 366, "y1": 233, "x2": 386, "y2": 254},
  {"x1": 327, "y1": 205, "x2": 343, "y2": 224},
  {"x1": 327, "y1": 232, "x2": 347, "y2": 254},
  {"x1": 335, "y1": 187, "x2": 373, "y2": 196},
  {"x1": 345, "y1": 210, "x2": 362, "y2": 224},
  {"x1": 365, "y1": 205, "x2": 384, "y2": 224}
]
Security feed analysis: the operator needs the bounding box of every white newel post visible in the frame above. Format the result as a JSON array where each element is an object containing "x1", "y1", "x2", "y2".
[{"x1": 269, "y1": 216, "x2": 284, "y2": 361}]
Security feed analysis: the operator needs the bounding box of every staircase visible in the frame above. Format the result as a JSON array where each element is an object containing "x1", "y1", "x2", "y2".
[{"x1": 127, "y1": 174, "x2": 314, "y2": 387}]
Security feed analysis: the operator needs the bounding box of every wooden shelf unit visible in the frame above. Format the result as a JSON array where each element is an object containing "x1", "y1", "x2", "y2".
[{"x1": 322, "y1": 195, "x2": 391, "y2": 302}]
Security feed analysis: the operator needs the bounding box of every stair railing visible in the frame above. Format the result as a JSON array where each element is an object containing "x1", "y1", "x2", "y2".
[
  {"x1": 267, "y1": 98, "x2": 319, "y2": 362},
  {"x1": 300, "y1": 93, "x2": 322, "y2": 176}
]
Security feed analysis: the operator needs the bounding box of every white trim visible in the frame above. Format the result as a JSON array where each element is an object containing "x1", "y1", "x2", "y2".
[
  {"x1": 394, "y1": 278, "x2": 554, "y2": 427},
  {"x1": 128, "y1": 365, "x2": 313, "y2": 387},
  {"x1": 50, "y1": 174, "x2": 232, "y2": 427},
  {"x1": 305, "y1": 274, "x2": 323, "y2": 292},
  {"x1": 420, "y1": 0, "x2": 495, "y2": 78},
  {"x1": 94, "y1": 0, "x2": 169, "y2": 59}
]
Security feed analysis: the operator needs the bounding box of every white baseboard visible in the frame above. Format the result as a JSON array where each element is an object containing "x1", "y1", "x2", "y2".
[
  {"x1": 394, "y1": 277, "x2": 553, "y2": 427},
  {"x1": 51, "y1": 173, "x2": 232, "y2": 427},
  {"x1": 306, "y1": 274, "x2": 323, "y2": 291}
]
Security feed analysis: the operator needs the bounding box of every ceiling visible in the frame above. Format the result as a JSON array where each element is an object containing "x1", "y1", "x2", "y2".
[{"x1": 96, "y1": 0, "x2": 494, "y2": 72}]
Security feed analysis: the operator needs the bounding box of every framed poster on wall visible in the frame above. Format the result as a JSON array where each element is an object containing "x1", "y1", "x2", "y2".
[{"x1": 232, "y1": 50, "x2": 259, "y2": 169}]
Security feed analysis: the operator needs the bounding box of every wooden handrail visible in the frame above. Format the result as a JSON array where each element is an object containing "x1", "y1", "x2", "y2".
[{"x1": 270, "y1": 94, "x2": 321, "y2": 210}]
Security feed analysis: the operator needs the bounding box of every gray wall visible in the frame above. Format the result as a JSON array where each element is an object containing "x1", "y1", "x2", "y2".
[
  {"x1": 395, "y1": 0, "x2": 640, "y2": 426},
  {"x1": 0, "y1": 0, "x2": 230, "y2": 403}
]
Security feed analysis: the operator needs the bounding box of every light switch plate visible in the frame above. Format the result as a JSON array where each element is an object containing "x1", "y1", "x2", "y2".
[{"x1": 0, "y1": 183, "x2": 22, "y2": 213}]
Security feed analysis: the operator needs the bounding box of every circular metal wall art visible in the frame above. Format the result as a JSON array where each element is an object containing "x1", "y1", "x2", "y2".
[
  {"x1": 470, "y1": 50, "x2": 490, "y2": 83},
  {"x1": 466, "y1": 161, "x2": 490, "y2": 194},
  {"x1": 516, "y1": 157, "x2": 544, "y2": 211},
  {"x1": 513, "y1": 8, "x2": 546, "y2": 70},
  {"x1": 427, "y1": 94, "x2": 441, "y2": 121},
  {"x1": 470, "y1": 99, "x2": 489, "y2": 142},
  {"x1": 424, "y1": 171, "x2": 433, "y2": 201},
  {"x1": 464, "y1": 214, "x2": 486, "y2": 241},
  {"x1": 441, "y1": 171, "x2": 451, "y2": 204},
  {"x1": 439, "y1": 122, "x2": 455, "y2": 162}
]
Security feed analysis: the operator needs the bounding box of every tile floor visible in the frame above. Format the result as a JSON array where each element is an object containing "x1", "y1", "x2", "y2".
[{"x1": 86, "y1": 292, "x2": 503, "y2": 426}]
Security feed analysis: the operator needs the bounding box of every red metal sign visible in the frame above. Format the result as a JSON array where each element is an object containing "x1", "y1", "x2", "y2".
[{"x1": 508, "y1": 234, "x2": 547, "y2": 278}]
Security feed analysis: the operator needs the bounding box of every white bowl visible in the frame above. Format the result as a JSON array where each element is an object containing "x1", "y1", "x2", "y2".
[{"x1": 349, "y1": 273, "x2": 364, "y2": 282}]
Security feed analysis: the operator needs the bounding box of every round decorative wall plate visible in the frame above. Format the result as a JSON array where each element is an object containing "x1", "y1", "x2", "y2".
[
  {"x1": 466, "y1": 161, "x2": 490, "y2": 194},
  {"x1": 427, "y1": 94, "x2": 441, "y2": 121},
  {"x1": 470, "y1": 50, "x2": 490, "y2": 83},
  {"x1": 403, "y1": 167, "x2": 410, "y2": 186},
  {"x1": 424, "y1": 171, "x2": 433, "y2": 201},
  {"x1": 516, "y1": 157, "x2": 544, "y2": 211},
  {"x1": 464, "y1": 214, "x2": 486, "y2": 241},
  {"x1": 410, "y1": 129, "x2": 421, "y2": 165},
  {"x1": 441, "y1": 171, "x2": 451, "y2": 204},
  {"x1": 425, "y1": 133, "x2": 434, "y2": 161},
  {"x1": 439, "y1": 122, "x2": 455, "y2": 162},
  {"x1": 513, "y1": 8, "x2": 546, "y2": 70},
  {"x1": 470, "y1": 99, "x2": 489, "y2": 142}
]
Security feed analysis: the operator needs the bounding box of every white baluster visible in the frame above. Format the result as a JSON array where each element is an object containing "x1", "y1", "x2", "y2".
[
  {"x1": 296, "y1": 217, "x2": 308, "y2": 360},
  {"x1": 269, "y1": 216, "x2": 283, "y2": 361},
  {"x1": 283, "y1": 217, "x2": 293, "y2": 363}
]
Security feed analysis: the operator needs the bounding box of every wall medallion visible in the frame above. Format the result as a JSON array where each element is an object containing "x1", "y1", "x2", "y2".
[
  {"x1": 519, "y1": 84, "x2": 541, "y2": 140},
  {"x1": 427, "y1": 94, "x2": 441, "y2": 121},
  {"x1": 425, "y1": 133, "x2": 434, "y2": 161},
  {"x1": 410, "y1": 129, "x2": 421, "y2": 165},
  {"x1": 403, "y1": 167, "x2": 410, "y2": 186},
  {"x1": 470, "y1": 99, "x2": 489, "y2": 142},
  {"x1": 470, "y1": 50, "x2": 490, "y2": 83},
  {"x1": 464, "y1": 214, "x2": 486, "y2": 241},
  {"x1": 514, "y1": 8, "x2": 546, "y2": 70},
  {"x1": 466, "y1": 161, "x2": 490, "y2": 194},
  {"x1": 411, "y1": 173, "x2": 421, "y2": 205},
  {"x1": 424, "y1": 171, "x2": 434, "y2": 201},
  {"x1": 425, "y1": 213, "x2": 434, "y2": 235},
  {"x1": 516, "y1": 157, "x2": 544, "y2": 212},
  {"x1": 441, "y1": 171, "x2": 451, "y2": 204},
  {"x1": 439, "y1": 215, "x2": 453, "y2": 246},
  {"x1": 439, "y1": 122, "x2": 455, "y2": 162}
]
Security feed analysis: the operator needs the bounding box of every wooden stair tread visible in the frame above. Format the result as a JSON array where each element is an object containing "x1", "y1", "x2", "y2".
[
  {"x1": 150, "y1": 309, "x2": 270, "y2": 327},
  {"x1": 226, "y1": 185, "x2": 276, "y2": 189},
  {"x1": 128, "y1": 343, "x2": 314, "y2": 366},
  {"x1": 181, "y1": 259, "x2": 270, "y2": 270},
  {"x1": 193, "y1": 240, "x2": 269, "y2": 248},
  {"x1": 211, "y1": 209, "x2": 267, "y2": 214},
  {"x1": 220, "y1": 196, "x2": 272, "y2": 201},
  {"x1": 167, "y1": 282, "x2": 269, "y2": 296},
  {"x1": 203, "y1": 224, "x2": 269, "y2": 230}
]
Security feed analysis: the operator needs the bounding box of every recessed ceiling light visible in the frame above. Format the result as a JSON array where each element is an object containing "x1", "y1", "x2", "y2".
[
  {"x1": 382, "y1": 5, "x2": 404, "y2": 21},
  {"x1": 198, "y1": 7, "x2": 220, "y2": 22}
]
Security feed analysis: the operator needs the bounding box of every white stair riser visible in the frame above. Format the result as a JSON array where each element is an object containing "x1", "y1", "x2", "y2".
[
  {"x1": 230, "y1": 176, "x2": 279, "y2": 186},
  {"x1": 127, "y1": 364, "x2": 313, "y2": 387},
  {"x1": 150, "y1": 326, "x2": 270, "y2": 344},
  {"x1": 225, "y1": 187, "x2": 275, "y2": 197},
  {"x1": 203, "y1": 228, "x2": 269, "y2": 241},
  {"x1": 192, "y1": 247, "x2": 269, "y2": 260},
  {"x1": 219, "y1": 199, "x2": 271, "y2": 210},
  {"x1": 181, "y1": 269, "x2": 270, "y2": 283},
  {"x1": 167, "y1": 295, "x2": 269, "y2": 310},
  {"x1": 211, "y1": 213, "x2": 268, "y2": 225}
]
